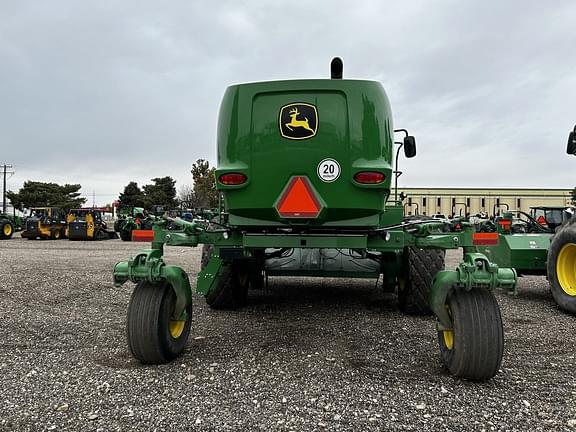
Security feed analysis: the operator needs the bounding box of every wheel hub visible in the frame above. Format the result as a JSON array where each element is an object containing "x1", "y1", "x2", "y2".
[
  {"x1": 442, "y1": 330, "x2": 454, "y2": 350},
  {"x1": 169, "y1": 320, "x2": 185, "y2": 338},
  {"x1": 557, "y1": 243, "x2": 576, "y2": 296}
]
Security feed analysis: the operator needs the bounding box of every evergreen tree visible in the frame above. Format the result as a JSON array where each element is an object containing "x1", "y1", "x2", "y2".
[
  {"x1": 142, "y1": 176, "x2": 178, "y2": 209},
  {"x1": 7, "y1": 181, "x2": 85, "y2": 210},
  {"x1": 118, "y1": 181, "x2": 145, "y2": 208}
]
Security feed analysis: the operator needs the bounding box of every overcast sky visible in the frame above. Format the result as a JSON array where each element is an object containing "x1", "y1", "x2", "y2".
[{"x1": 1, "y1": 1, "x2": 575, "y2": 206}]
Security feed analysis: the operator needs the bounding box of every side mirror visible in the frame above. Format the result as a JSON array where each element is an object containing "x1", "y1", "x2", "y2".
[
  {"x1": 403, "y1": 136, "x2": 416, "y2": 158},
  {"x1": 567, "y1": 130, "x2": 576, "y2": 155}
]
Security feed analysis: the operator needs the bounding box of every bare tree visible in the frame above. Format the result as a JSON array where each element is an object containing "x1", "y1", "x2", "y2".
[{"x1": 178, "y1": 184, "x2": 197, "y2": 209}]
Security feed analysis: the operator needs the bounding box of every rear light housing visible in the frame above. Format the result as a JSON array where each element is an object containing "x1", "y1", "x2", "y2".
[
  {"x1": 219, "y1": 173, "x2": 247, "y2": 185},
  {"x1": 472, "y1": 232, "x2": 499, "y2": 246},
  {"x1": 354, "y1": 171, "x2": 385, "y2": 184}
]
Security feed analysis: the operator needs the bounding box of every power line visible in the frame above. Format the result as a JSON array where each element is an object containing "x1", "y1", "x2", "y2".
[{"x1": 1, "y1": 164, "x2": 14, "y2": 213}]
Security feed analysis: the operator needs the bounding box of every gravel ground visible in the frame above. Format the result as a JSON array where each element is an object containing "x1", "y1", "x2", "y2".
[{"x1": 1, "y1": 238, "x2": 575, "y2": 432}]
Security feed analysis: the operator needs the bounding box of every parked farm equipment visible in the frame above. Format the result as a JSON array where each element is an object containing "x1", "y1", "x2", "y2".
[
  {"x1": 115, "y1": 207, "x2": 156, "y2": 241},
  {"x1": 473, "y1": 126, "x2": 576, "y2": 312},
  {"x1": 21, "y1": 207, "x2": 67, "y2": 240},
  {"x1": 113, "y1": 59, "x2": 517, "y2": 381},
  {"x1": 547, "y1": 126, "x2": 576, "y2": 311},
  {"x1": 67, "y1": 208, "x2": 118, "y2": 240},
  {"x1": 0, "y1": 210, "x2": 23, "y2": 240}
]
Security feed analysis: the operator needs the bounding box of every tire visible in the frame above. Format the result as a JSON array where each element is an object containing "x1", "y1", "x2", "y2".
[
  {"x1": 437, "y1": 287, "x2": 503, "y2": 381},
  {"x1": 127, "y1": 280, "x2": 192, "y2": 364},
  {"x1": 0, "y1": 221, "x2": 13, "y2": 239},
  {"x1": 119, "y1": 228, "x2": 132, "y2": 241},
  {"x1": 249, "y1": 264, "x2": 265, "y2": 290},
  {"x1": 50, "y1": 228, "x2": 61, "y2": 240},
  {"x1": 398, "y1": 247, "x2": 445, "y2": 315},
  {"x1": 205, "y1": 262, "x2": 249, "y2": 309},
  {"x1": 95, "y1": 228, "x2": 109, "y2": 240},
  {"x1": 547, "y1": 219, "x2": 576, "y2": 313}
]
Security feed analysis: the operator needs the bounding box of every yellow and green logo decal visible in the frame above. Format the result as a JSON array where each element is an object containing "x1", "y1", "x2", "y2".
[{"x1": 279, "y1": 103, "x2": 318, "y2": 140}]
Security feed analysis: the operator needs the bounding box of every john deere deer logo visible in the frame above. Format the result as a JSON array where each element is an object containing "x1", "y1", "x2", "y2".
[{"x1": 279, "y1": 103, "x2": 318, "y2": 140}]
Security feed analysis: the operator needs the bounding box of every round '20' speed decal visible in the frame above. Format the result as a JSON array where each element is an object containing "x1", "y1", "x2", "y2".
[{"x1": 317, "y1": 158, "x2": 341, "y2": 183}]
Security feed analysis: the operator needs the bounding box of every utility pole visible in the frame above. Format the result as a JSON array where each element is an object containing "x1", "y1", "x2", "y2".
[{"x1": 1, "y1": 164, "x2": 14, "y2": 214}]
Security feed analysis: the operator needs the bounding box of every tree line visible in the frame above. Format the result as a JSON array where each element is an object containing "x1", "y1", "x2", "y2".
[{"x1": 6, "y1": 159, "x2": 218, "y2": 211}]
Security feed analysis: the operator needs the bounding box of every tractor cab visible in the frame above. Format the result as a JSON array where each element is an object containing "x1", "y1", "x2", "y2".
[{"x1": 530, "y1": 206, "x2": 574, "y2": 231}]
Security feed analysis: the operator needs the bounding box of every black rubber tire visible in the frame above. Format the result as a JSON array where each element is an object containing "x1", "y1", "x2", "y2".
[
  {"x1": 205, "y1": 262, "x2": 249, "y2": 309},
  {"x1": 547, "y1": 218, "x2": 576, "y2": 313},
  {"x1": 398, "y1": 247, "x2": 445, "y2": 315},
  {"x1": 249, "y1": 264, "x2": 265, "y2": 290},
  {"x1": 437, "y1": 288, "x2": 503, "y2": 381},
  {"x1": 119, "y1": 228, "x2": 132, "y2": 241},
  {"x1": 0, "y1": 221, "x2": 13, "y2": 239},
  {"x1": 127, "y1": 280, "x2": 192, "y2": 364},
  {"x1": 95, "y1": 228, "x2": 109, "y2": 241},
  {"x1": 50, "y1": 228, "x2": 61, "y2": 240}
]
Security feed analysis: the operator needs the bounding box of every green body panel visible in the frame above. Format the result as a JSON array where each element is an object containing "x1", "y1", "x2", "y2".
[
  {"x1": 475, "y1": 233, "x2": 552, "y2": 275},
  {"x1": 197, "y1": 252, "x2": 223, "y2": 295},
  {"x1": 216, "y1": 79, "x2": 394, "y2": 228}
]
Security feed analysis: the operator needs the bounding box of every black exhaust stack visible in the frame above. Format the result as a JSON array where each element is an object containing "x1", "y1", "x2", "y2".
[{"x1": 330, "y1": 57, "x2": 343, "y2": 79}]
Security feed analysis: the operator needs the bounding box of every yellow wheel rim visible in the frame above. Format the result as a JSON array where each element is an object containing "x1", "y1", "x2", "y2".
[
  {"x1": 557, "y1": 243, "x2": 576, "y2": 296},
  {"x1": 169, "y1": 320, "x2": 185, "y2": 338},
  {"x1": 3, "y1": 224, "x2": 12, "y2": 236},
  {"x1": 442, "y1": 330, "x2": 454, "y2": 350}
]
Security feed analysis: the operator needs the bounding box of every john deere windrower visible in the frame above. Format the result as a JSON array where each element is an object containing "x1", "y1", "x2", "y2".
[{"x1": 113, "y1": 59, "x2": 516, "y2": 381}]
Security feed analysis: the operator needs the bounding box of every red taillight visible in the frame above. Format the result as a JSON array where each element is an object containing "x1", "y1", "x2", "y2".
[
  {"x1": 354, "y1": 171, "x2": 385, "y2": 184},
  {"x1": 219, "y1": 173, "x2": 247, "y2": 185}
]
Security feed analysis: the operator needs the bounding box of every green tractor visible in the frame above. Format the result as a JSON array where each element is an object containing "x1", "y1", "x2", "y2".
[
  {"x1": 0, "y1": 211, "x2": 23, "y2": 239},
  {"x1": 115, "y1": 207, "x2": 156, "y2": 241},
  {"x1": 113, "y1": 59, "x2": 517, "y2": 381},
  {"x1": 546, "y1": 126, "x2": 576, "y2": 311}
]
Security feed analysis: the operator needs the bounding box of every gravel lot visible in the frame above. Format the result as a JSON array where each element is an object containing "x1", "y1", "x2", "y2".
[{"x1": 1, "y1": 238, "x2": 575, "y2": 431}]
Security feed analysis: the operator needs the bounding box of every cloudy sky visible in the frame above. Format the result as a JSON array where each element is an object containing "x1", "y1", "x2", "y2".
[{"x1": 1, "y1": 1, "x2": 575, "y2": 206}]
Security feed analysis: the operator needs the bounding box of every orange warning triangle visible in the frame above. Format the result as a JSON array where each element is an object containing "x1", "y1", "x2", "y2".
[{"x1": 277, "y1": 176, "x2": 321, "y2": 218}]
